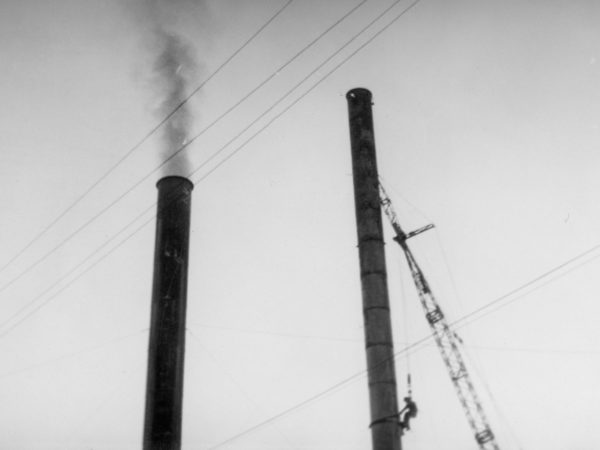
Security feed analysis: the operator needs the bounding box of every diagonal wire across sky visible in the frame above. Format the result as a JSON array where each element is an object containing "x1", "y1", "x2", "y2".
[{"x1": 0, "y1": 0, "x2": 418, "y2": 337}]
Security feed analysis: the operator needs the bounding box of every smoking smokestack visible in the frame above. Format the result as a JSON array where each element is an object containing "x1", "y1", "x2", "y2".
[{"x1": 144, "y1": 176, "x2": 193, "y2": 450}]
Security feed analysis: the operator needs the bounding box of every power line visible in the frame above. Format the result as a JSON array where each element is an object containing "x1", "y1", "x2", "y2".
[
  {"x1": 186, "y1": 329, "x2": 301, "y2": 450},
  {"x1": 0, "y1": 0, "x2": 367, "y2": 301},
  {"x1": 0, "y1": 0, "x2": 426, "y2": 345},
  {"x1": 204, "y1": 239, "x2": 600, "y2": 448},
  {"x1": 0, "y1": 329, "x2": 148, "y2": 380},
  {"x1": 206, "y1": 336, "x2": 425, "y2": 449},
  {"x1": 0, "y1": 0, "x2": 295, "y2": 277},
  {"x1": 0, "y1": 0, "x2": 373, "y2": 334},
  {"x1": 0, "y1": 8, "x2": 436, "y2": 442},
  {"x1": 0, "y1": 189, "x2": 157, "y2": 332},
  {"x1": 178, "y1": 0, "x2": 375, "y2": 181},
  {"x1": 464, "y1": 344, "x2": 600, "y2": 355},
  {"x1": 206, "y1": 366, "x2": 370, "y2": 450},
  {"x1": 188, "y1": 323, "x2": 360, "y2": 343},
  {"x1": 451, "y1": 243, "x2": 600, "y2": 329},
  {"x1": 192, "y1": 0, "x2": 423, "y2": 184},
  {"x1": 0, "y1": 209, "x2": 155, "y2": 338},
  {"x1": 3, "y1": 2, "x2": 594, "y2": 447},
  {"x1": 67, "y1": 359, "x2": 148, "y2": 447},
  {"x1": 0, "y1": 0, "x2": 592, "y2": 378}
]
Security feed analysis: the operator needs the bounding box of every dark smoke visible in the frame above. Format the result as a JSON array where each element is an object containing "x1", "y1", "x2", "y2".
[
  {"x1": 143, "y1": 0, "x2": 204, "y2": 176},
  {"x1": 152, "y1": 27, "x2": 196, "y2": 176}
]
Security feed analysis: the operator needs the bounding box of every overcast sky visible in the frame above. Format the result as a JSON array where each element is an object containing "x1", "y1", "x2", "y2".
[{"x1": 1, "y1": 0, "x2": 599, "y2": 449}]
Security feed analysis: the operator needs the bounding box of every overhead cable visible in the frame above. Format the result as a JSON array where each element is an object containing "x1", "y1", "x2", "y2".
[
  {"x1": 0, "y1": 0, "x2": 367, "y2": 300},
  {"x1": 205, "y1": 241, "x2": 600, "y2": 448},
  {"x1": 0, "y1": 0, "x2": 295, "y2": 276}
]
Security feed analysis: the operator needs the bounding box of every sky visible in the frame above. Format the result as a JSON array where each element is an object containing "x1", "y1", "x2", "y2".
[{"x1": 0, "y1": 0, "x2": 599, "y2": 449}]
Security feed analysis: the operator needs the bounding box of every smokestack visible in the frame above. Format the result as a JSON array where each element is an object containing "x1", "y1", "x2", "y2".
[
  {"x1": 144, "y1": 176, "x2": 193, "y2": 450},
  {"x1": 346, "y1": 88, "x2": 402, "y2": 450}
]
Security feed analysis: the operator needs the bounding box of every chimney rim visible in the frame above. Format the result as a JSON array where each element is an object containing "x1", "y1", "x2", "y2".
[
  {"x1": 346, "y1": 87, "x2": 372, "y2": 101},
  {"x1": 156, "y1": 175, "x2": 194, "y2": 190}
]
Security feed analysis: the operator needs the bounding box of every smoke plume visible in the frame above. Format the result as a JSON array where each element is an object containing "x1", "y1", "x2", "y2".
[
  {"x1": 153, "y1": 28, "x2": 196, "y2": 176},
  {"x1": 143, "y1": 0, "x2": 204, "y2": 177}
]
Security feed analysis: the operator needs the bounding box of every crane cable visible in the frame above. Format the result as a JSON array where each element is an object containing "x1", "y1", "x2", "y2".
[{"x1": 396, "y1": 245, "x2": 413, "y2": 399}]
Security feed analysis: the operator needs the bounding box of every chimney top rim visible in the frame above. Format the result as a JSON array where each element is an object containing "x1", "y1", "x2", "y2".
[
  {"x1": 346, "y1": 88, "x2": 372, "y2": 100},
  {"x1": 156, "y1": 176, "x2": 194, "y2": 190}
]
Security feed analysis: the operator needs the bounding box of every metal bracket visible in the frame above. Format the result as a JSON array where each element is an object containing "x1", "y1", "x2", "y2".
[{"x1": 406, "y1": 224, "x2": 435, "y2": 240}]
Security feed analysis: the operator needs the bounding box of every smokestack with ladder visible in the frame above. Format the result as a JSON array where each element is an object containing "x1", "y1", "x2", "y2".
[
  {"x1": 144, "y1": 176, "x2": 193, "y2": 450},
  {"x1": 346, "y1": 88, "x2": 402, "y2": 450}
]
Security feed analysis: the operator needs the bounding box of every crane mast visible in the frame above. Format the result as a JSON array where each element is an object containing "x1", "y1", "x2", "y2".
[{"x1": 379, "y1": 183, "x2": 500, "y2": 450}]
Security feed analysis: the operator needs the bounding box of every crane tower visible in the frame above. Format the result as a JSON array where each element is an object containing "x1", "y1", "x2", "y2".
[{"x1": 379, "y1": 183, "x2": 500, "y2": 450}]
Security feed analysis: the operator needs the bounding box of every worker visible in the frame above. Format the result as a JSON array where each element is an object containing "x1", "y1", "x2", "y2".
[
  {"x1": 399, "y1": 396, "x2": 418, "y2": 431},
  {"x1": 368, "y1": 394, "x2": 418, "y2": 431}
]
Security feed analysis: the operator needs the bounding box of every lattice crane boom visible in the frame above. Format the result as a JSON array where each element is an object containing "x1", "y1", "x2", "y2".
[{"x1": 379, "y1": 183, "x2": 500, "y2": 450}]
